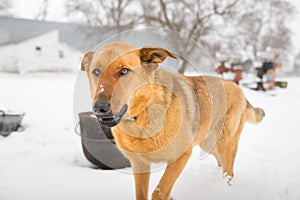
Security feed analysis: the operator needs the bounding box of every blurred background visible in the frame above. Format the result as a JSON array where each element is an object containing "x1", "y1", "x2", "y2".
[
  {"x1": 1, "y1": 1, "x2": 300, "y2": 200},
  {"x1": 1, "y1": 0, "x2": 300, "y2": 75}
]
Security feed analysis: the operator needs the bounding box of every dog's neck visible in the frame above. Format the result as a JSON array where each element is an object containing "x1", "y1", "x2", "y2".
[
  {"x1": 111, "y1": 69, "x2": 200, "y2": 158},
  {"x1": 116, "y1": 68, "x2": 199, "y2": 138}
]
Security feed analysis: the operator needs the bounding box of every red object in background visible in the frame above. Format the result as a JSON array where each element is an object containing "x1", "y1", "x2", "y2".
[{"x1": 216, "y1": 63, "x2": 230, "y2": 74}]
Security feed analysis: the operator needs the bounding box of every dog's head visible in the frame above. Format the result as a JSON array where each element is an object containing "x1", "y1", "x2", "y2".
[{"x1": 81, "y1": 42, "x2": 176, "y2": 127}]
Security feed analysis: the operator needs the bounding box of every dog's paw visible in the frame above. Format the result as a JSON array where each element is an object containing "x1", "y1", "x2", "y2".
[
  {"x1": 223, "y1": 172, "x2": 234, "y2": 186},
  {"x1": 152, "y1": 188, "x2": 175, "y2": 200}
]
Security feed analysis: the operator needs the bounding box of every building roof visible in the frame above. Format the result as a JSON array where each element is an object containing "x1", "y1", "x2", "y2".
[{"x1": 0, "y1": 17, "x2": 116, "y2": 52}]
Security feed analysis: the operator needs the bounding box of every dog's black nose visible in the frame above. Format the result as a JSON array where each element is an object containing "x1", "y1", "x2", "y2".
[{"x1": 93, "y1": 100, "x2": 111, "y2": 115}]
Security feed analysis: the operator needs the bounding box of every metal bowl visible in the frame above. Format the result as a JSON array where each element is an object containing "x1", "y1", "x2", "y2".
[
  {"x1": 78, "y1": 112, "x2": 131, "y2": 169},
  {"x1": 0, "y1": 110, "x2": 25, "y2": 137}
]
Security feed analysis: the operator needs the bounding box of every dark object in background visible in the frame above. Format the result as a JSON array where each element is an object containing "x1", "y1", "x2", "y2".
[
  {"x1": 253, "y1": 82, "x2": 266, "y2": 91},
  {"x1": 0, "y1": 110, "x2": 25, "y2": 137},
  {"x1": 275, "y1": 81, "x2": 288, "y2": 88},
  {"x1": 78, "y1": 112, "x2": 131, "y2": 169},
  {"x1": 251, "y1": 81, "x2": 287, "y2": 91},
  {"x1": 256, "y1": 61, "x2": 273, "y2": 79},
  {"x1": 257, "y1": 67, "x2": 266, "y2": 79}
]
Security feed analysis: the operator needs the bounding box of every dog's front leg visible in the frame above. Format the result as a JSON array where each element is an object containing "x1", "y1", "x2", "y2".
[
  {"x1": 152, "y1": 146, "x2": 193, "y2": 200},
  {"x1": 131, "y1": 160, "x2": 151, "y2": 200}
]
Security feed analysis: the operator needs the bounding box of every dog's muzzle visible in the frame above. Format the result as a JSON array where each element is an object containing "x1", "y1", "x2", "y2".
[{"x1": 93, "y1": 101, "x2": 128, "y2": 127}]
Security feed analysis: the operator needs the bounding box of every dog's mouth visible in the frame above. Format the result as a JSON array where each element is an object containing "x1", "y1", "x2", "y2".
[{"x1": 95, "y1": 105, "x2": 128, "y2": 128}]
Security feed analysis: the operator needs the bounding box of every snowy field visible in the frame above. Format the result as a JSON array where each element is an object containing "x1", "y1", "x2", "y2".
[{"x1": 0, "y1": 72, "x2": 300, "y2": 200}]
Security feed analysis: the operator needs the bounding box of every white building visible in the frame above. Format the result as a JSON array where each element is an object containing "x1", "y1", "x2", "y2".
[
  {"x1": 0, "y1": 29, "x2": 83, "y2": 73},
  {"x1": 0, "y1": 17, "x2": 115, "y2": 73}
]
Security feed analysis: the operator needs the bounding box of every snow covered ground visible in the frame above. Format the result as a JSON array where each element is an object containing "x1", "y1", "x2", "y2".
[{"x1": 0, "y1": 72, "x2": 300, "y2": 200}]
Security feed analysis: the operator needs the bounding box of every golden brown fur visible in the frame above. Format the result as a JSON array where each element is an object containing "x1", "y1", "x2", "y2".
[{"x1": 81, "y1": 42, "x2": 265, "y2": 200}]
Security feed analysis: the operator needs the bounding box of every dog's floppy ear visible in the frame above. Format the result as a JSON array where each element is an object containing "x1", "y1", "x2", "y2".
[
  {"x1": 81, "y1": 51, "x2": 94, "y2": 71},
  {"x1": 139, "y1": 46, "x2": 177, "y2": 65}
]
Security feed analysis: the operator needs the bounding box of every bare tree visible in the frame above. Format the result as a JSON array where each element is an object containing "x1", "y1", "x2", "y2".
[
  {"x1": 261, "y1": 0, "x2": 296, "y2": 53},
  {"x1": 0, "y1": 0, "x2": 11, "y2": 16},
  {"x1": 142, "y1": 0, "x2": 297, "y2": 72},
  {"x1": 35, "y1": 0, "x2": 49, "y2": 21},
  {"x1": 236, "y1": 0, "x2": 296, "y2": 60},
  {"x1": 141, "y1": 0, "x2": 245, "y2": 72},
  {"x1": 65, "y1": 0, "x2": 296, "y2": 72},
  {"x1": 66, "y1": 0, "x2": 141, "y2": 31}
]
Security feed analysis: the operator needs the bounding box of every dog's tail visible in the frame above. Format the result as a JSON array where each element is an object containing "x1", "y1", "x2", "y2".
[{"x1": 245, "y1": 100, "x2": 265, "y2": 124}]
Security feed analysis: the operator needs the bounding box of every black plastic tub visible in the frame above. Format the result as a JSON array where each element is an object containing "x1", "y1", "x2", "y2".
[
  {"x1": 0, "y1": 110, "x2": 25, "y2": 137},
  {"x1": 78, "y1": 112, "x2": 131, "y2": 170}
]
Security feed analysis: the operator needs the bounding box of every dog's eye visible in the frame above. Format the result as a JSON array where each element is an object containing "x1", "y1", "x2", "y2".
[
  {"x1": 118, "y1": 68, "x2": 130, "y2": 76},
  {"x1": 92, "y1": 69, "x2": 100, "y2": 76}
]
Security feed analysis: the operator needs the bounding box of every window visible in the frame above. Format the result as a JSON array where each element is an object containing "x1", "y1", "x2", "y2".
[{"x1": 35, "y1": 46, "x2": 42, "y2": 51}]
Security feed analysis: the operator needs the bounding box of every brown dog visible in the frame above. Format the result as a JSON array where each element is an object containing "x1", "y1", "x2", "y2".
[{"x1": 81, "y1": 42, "x2": 265, "y2": 200}]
